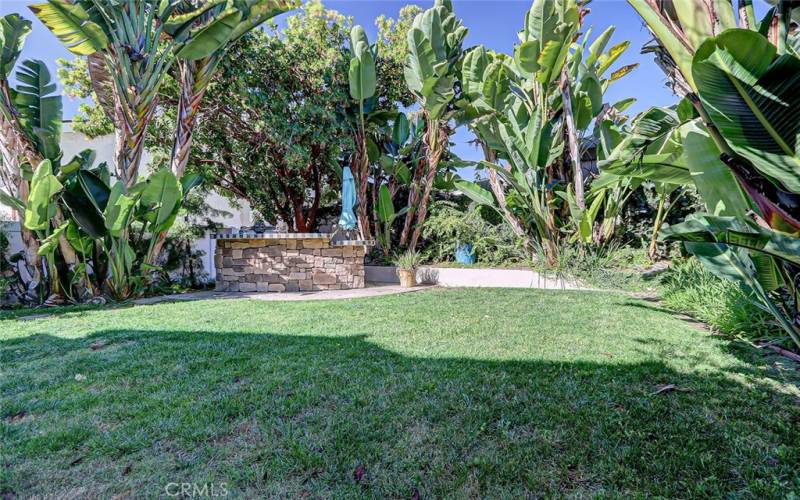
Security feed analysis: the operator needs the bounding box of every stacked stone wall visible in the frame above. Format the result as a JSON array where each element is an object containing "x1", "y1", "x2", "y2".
[{"x1": 214, "y1": 238, "x2": 365, "y2": 292}]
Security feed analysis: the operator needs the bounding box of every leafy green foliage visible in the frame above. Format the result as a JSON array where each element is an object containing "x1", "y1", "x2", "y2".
[
  {"x1": 403, "y1": 0, "x2": 467, "y2": 120},
  {"x1": 661, "y1": 258, "x2": 776, "y2": 341},
  {"x1": 0, "y1": 13, "x2": 31, "y2": 78},
  {"x1": 179, "y1": 2, "x2": 352, "y2": 231},
  {"x1": 28, "y1": 0, "x2": 107, "y2": 55},
  {"x1": 693, "y1": 29, "x2": 800, "y2": 194},
  {"x1": 23, "y1": 160, "x2": 61, "y2": 231},
  {"x1": 392, "y1": 248, "x2": 423, "y2": 269},
  {"x1": 421, "y1": 201, "x2": 526, "y2": 266},
  {"x1": 12, "y1": 60, "x2": 62, "y2": 162},
  {"x1": 56, "y1": 57, "x2": 113, "y2": 137},
  {"x1": 459, "y1": 0, "x2": 637, "y2": 265},
  {"x1": 348, "y1": 25, "x2": 376, "y2": 102}
]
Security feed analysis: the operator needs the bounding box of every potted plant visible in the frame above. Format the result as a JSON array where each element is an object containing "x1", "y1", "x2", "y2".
[{"x1": 393, "y1": 250, "x2": 422, "y2": 288}]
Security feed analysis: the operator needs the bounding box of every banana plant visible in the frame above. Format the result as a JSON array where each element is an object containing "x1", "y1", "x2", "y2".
[
  {"x1": 627, "y1": 0, "x2": 800, "y2": 231},
  {"x1": 660, "y1": 214, "x2": 800, "y2": 350},
  {"x1": 31, "y1": 0, "x2": 294, "y2": 189},
  {"x1": 0, "y1": 13, "x2": 90, "y2": 302},
  {"x1": 150, "y1": 0, "x2": 298, "y2": 265},
  {"x1": 628, "y1": 1, "x2": 800, "y2": 347},
  {"x1": 347, "y1": 24, "x2": 377, "y2": 240},
  {"x1": 22, "y1": 159, "x2": 64, "y2": 298},
  {"x1": 60, "y1": 163, "x2": 201, "y2": 299},
  {"x1": 0, "y1": 14, "x2": 41, "y2": 297},
  {"x1": 32, "y1": 0, "x2": 294, "y2": 271},
  {"x1": 168, "y1": 0, "x2": 299, "y2": 181},
  {"x1": 457, "y1": 0, "x2": 636, "y2": 266},
  {"x1": 597, "y1": 106, "x2": 693, "y2": 259},
  {"x1": 400, "y1": 0, "x2": 467, "y2": 250},
  {"x1": 371, "y1": 111, "x2": 423, "y2": 256}
]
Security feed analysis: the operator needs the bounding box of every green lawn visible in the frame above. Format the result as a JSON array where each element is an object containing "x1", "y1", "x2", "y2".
[{"x1": 2, "y1": 289, "x2": 799, "y2": 497}]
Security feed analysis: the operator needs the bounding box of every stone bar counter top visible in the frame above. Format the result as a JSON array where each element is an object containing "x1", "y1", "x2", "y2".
[{"x1": 211, "y1": 232, "x2": 373, "y2": 292}]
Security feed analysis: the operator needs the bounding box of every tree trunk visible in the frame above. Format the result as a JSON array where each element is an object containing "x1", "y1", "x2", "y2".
[
  {"x1": 560, "y1": 68, "x2": 585, "y2": 210},
  {"x1": 99, "y1": 49, "x2": 158, "y2": 188},
  {"x1": 399, "y1": 153, "x2": 426, "y2": 247},
  {"x1": 480, "y1": 141, "x2": 529, "y2": 245},
  {"x1": 351, "y1": 130, "x2": 372, "y2": 240},
  {"x1": 648, "y1": 193, "x2": 667, "y2": 261},
  {"x1": 113, "y1": 105, "x2": 154, "y2": 188},
  {"x1": 408, "y1": 122, "x2": 449, "y2": 250},
  {"x1": 146, "y1": 61, "x2": 209, "y2": 267},
  {"x1": 170, "y1": 60, "x2": 207, "y2": 180}
]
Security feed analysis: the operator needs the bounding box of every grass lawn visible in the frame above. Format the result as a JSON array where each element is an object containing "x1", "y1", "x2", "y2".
[{"x1": 2, "y1": 288, "x2": 799, "y2": 497}]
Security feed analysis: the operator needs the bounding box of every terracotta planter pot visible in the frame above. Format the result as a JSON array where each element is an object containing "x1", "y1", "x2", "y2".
[{"x1": 397, "y1": 268, "x2": 417, "y2": 288}]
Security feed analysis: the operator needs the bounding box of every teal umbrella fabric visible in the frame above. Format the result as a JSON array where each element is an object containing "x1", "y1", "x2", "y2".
[{"x1": 338, "y1": 166, "x2": 357, "y2": 230}]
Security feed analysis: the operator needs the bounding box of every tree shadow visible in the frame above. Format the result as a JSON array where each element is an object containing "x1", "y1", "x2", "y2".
[{"x1": 2, "y1": 327, "x2": 799, "y2": 498}]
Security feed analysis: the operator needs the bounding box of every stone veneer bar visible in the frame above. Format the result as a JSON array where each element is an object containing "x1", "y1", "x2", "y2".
[{"x1": 212, "y1": 233, "x2": 371, "y2": 292}]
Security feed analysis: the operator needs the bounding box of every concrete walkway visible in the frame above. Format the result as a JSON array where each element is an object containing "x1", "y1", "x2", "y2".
[{"x1": 132, "y1": 284, "x2": 434, "y2": 306}]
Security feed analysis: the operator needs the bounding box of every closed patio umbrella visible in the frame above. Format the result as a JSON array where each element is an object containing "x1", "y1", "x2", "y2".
[{"x1": 338, "y1": 166, "x2": 357, "y2": 230}]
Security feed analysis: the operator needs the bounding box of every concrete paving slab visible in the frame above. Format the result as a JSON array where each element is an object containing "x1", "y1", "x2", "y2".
[{"x1": 132, "y1": 284, "x2": 434, "y2": 306}]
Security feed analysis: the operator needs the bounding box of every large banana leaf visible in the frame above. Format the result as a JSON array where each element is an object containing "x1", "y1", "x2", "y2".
[
  {"x1": 679, "y1": 120, "x2": 753, "y2": 216},
  {"x1": 377, "y1": 184, "x2": 396, "y2": 223},
  {"x1": 454, "y1": 179, "x2": 494, "y2": 206},
  {"x1": 672, "y1": 0, "x2": 715, "y2": 49},
  {"x1": 599, "y1": 107, "x2": 691, "y2": 186},
  {"x1": 77, "y1": 170, "x2": 110, "y2": 213},
  {"x1": 65, "y1": 220, "x2": 93, "y2": 255},
  {"x1": 176, "y1": 8, "x2": 242, "y2": 60},
  {"x1": 403, "y1": 2, "x2": 465, "y2": 120},
  {"x1": 12, "y1": 59, "x2": 62, "y2": 162},
  {"x1": 162, "y1": 0, "x2": 227, "y2": 38},
  {"x1": 463, "y1": 46, "x2": 489, "y2": 98},
  {"x1": 62, "y1": 180, "x2": 105, "y2": 239},
  {"x1": 0, "y1": 14, "x2": 31, "y2": 78},
  {"x1": 348, "y1": 27, "x2": 376, "y2": 101},
  {"x1": 29, "y1": 0, "x2": 107, "y2": 56},
  {"x1": 23, "y1": 159, "x2": 62, "y2": 231},
  {"x1": 404, "y1": 28, "x2": 438, "y2": 96},
  {"x1": 137, "y1": 169, "x2": 182, "y2": 229},
  {"x1": 516, "y1": 40, "x2": 541, "y2": 74},
  {"x1": 693, "y1": 29, "x2": 800, "y2": 194},
  {"x1": 661, "y1": 214, "x2": 800, "y2": 266},
  {"x1": 627, "y1": 0, "x2": 695, "y2": 90},
  {"x1": 104, "y1": 181, "x2": 137, "y2": 238}
]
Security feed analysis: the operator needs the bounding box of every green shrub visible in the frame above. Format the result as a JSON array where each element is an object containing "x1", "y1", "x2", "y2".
[
  {"x1": 0, "y1": 224, "x2": 14, "y2": 302},
  {"x1": 421, "y1": 201, "x2": 526, "y2": 266},
  {"x1": 538, "y1": 244, "x2": 655, "y2": 292},
  {"x1": 393, "y1": 249, "x2": 423, "y2": 270},
  {"x1": 660, "y1": 258, "x2": 776, "y2": 340}
]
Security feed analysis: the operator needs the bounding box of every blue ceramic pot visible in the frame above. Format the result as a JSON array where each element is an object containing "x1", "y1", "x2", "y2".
[{"x1": 455, "y1": 243, "x2": 476, "y2": 264}]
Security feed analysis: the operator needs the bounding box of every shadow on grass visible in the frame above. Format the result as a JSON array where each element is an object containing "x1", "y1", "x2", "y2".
[{"x1": 2, "y1": 327, "x2": 799, "y2": 498}]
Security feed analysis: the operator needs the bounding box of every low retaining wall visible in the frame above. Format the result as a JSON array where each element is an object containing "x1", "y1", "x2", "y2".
[
  {"x1": 366, "y1": 265, "x2": 582, "y2": 289},
  {"x1": 214, "y1": 234, "x2": 367, "y2": 292}
]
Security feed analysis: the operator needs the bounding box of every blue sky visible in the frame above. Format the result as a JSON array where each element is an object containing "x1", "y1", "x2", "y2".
[{"x1": 0, "y1": 0, "x2": 764, "y2": 171}]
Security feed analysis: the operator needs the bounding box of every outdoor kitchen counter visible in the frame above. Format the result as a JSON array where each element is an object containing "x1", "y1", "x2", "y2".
[{"x1": 211, "y1": 232, "x2": 373, "y2": 292}]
